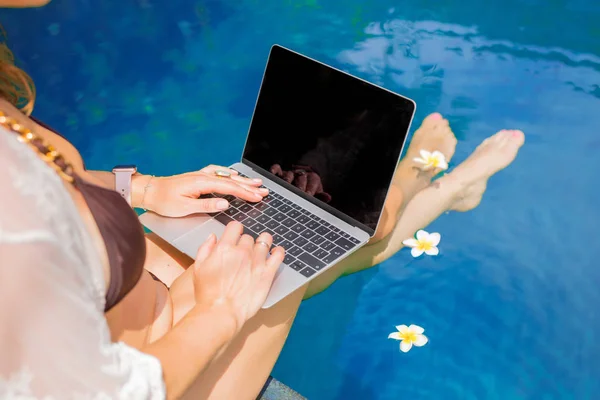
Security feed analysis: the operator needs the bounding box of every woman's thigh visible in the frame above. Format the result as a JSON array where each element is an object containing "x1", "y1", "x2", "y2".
[
  {"x1": 181, "y1": 285, "x2": 306, "y2": 400},
  {"x1": 105, "y1": 237, "x2": 175, "y2": 348},
  {"x1": 145, "y1": 232, "x2": 191, "y2": 287},
  {"x1": 146, "y1": 235, "x2": 307, "y2": 399}
]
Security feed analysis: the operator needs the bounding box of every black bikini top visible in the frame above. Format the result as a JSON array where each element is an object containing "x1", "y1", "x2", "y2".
[{"x1": 32, "y1": 117, "x2": 146, "y2": 311}]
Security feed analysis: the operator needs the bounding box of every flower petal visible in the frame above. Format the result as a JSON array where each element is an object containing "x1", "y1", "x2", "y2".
[
  {"x1": 408, "y1": 325, "x2": 425, "y2": 334},
  {"x1": 419, "y1": 150, "x2": 431, "y2": 159},
  {"x1": 396, "y1": 325, "x2": 409, "y2": 333},
  {"x1": 402, "y1": 238, "x2": 418, "y2": 247},
  {"x1": 425, "y1": 246, "x2": 439, "y2": 256},
  {"x1": 400, "y1": 340, "x2": 413, "y2": 353},
  {"x1": 416, "y1": 230, "x2": 429, "y2": 241},
  {"x1": 437, "y1": 159, "x2": 448, "y2": 170},
  {"x1": 413, "y1": 157, "x2": 426, "y2": 164},
  {"x1": 428, "y1": 232, "x2": 441, "y2": 246},
  {"x1": 411, "y1": 247, "x2": 424, "y2": 257},
  {"x1": 388, "y1": 332, "x2": 401, "y2": 340},
  {"x1": 413, "y1": 334, "x2": 428, "y2": 347},
  {"x1": 431, "y1": 150, "x2": 445, "y2": 159}
]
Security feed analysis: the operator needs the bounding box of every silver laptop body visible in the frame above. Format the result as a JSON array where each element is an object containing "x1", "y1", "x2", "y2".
[{"x1": 139, "y1": 45, "x2": 416, "y2": 308}]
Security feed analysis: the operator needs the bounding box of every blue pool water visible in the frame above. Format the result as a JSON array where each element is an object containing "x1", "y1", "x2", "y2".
[{"x1": 3, "y1": 0, "x2": 600, "y2": 398}]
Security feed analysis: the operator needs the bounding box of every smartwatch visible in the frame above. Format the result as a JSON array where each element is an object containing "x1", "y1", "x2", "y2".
[{"x1": 112, "y1": 164, "x2": 138, "y2": 205}]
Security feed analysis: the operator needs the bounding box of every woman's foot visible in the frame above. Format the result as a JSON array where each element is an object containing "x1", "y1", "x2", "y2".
[
  {"x1": 445, "y1": 129, "x2": 525, "y2": 211},
  {"x1": 372, "y1": 113, "x2": 457, "y2": 241},
  {"x1": 394, "y1": 113, "x2": 458, "y2": 200}
]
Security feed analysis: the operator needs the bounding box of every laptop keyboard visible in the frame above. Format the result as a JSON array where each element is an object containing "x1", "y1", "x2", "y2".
[{"x1": 204, "y1": 173, "x2": 360, "y2": 278}]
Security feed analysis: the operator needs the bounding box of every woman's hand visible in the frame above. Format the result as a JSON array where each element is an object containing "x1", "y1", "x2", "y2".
[
  {"x1": 192, "y1": 222, "x2": 284, "y2": 334},
  {"x1": 139, "y1": 165, "x2": 269, "y2": 217}
]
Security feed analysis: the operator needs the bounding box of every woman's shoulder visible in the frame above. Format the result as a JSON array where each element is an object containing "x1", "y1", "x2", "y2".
[
  {"x1": 0, "y1": 125, "x2": 65, "y2": 228},
  {"x1": 0, "y1": 99, "x2": 85, "y2": 172},
  {"x1": 0, "y1": 124, "x2": 107, "y2": 295}
]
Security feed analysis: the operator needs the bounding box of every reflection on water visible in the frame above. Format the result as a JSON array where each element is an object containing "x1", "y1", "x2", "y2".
[{"x1": 2, "y1": 0, "x2": 599, "y2": 398}]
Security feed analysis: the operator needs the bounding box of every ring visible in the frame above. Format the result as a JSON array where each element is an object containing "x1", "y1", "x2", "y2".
[
  {"x1": 256, "y1": 240, "x2": 271, "y2": 249},
  {"x1": 214, "y1": 170, "x2": 231, "y2": 178}
]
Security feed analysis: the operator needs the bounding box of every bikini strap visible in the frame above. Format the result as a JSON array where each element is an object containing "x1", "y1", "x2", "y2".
[{"x1": 0, "y1": 110, "x2": 75, "y2": 184}]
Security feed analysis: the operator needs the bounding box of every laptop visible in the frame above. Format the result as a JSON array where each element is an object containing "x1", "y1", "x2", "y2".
[{"x1": 139, "y1": 45, "x2": 416, "y2": 308}]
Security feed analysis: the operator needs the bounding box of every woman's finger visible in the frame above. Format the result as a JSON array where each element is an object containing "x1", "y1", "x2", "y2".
[
  {"x1": 230, "y1": 174, "x2": 263, "y2": 187},
  {"x1": 186, "y1": 197, "x2": 231, "y2": 214},
  {"x1": 263, "y1": 246, "x2": 285, "y2": 280},
  {"x1": 219, "y1": 221, "x2": 244, "y2": 246},
  {"x1": 195, "y1": 233, "x2": 217, "y2": 264},
  {"x1": 200, "y1": 165, "x2": 262, "y2": 186},
  {"x1": 194, "y1": 176, "x2": 268, "y2": 202},
  {"x1": 200, "y1": 164, "x2": 239, "y2": 176},
  {"x1": 252, "y1": 232, "x2": 273, "y2": 267},
  {"x1": 237, "y1": 234, "x2": 255, "y2": 251}
]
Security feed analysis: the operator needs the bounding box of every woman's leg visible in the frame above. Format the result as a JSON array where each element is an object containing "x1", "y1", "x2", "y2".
[
  {"x1": 306, "y1": 129, "x2": 525, "y2": 297},
  {"x1": 105, "y1": 268, "x2": 173, "y2": 347},
  {"x1": 372, "y1": 112, "x2": 457, "y2": 241},
  {"x1": 161, "y1": 129, "x2": 524, "y2": 399},
  {"x1": 135, "y1": 114, "x2": 459, "y2": 398},
  {"x1": 144, "y1": 232, "x2": 192, "y2": 287},
  {"x1": 131, "y1": 126, "x2": 523, "y2": 399},
  {"x1": 163, "y1": 163, "x2": 460, "y2": 399},
  {"x1": 145, "y1": 112, "x2": 458, "y2": 284},
  {"x1": 180, "y1": 284, "x2": 307, "y2": 399}
]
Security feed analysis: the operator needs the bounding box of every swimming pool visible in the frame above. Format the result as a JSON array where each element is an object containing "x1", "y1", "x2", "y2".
[{"x1": 2, "y1": 0, "x2": 599, "y2": 398}]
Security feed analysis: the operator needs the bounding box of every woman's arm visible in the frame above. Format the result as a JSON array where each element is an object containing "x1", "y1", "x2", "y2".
[
  {"x1": 148, "y1": 223, "x2": 283, "y2": 399},
  {"x1": 143, "y1": 304, "x2": 237, "y2": 400},
  {"x1": 304, "y1": 175, "x2": 460, "y2": 298},
  {"x1": 88, "y1": 166, "x2": 267, "y2": 216},
  {"x1": 87, "y1": 170, "x2": 152, "y2": 208},
  {"x1": 0, "y1": 130, "x2": 168, "y2": 399}
]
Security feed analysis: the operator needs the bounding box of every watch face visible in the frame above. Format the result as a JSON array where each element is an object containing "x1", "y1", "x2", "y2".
[{"x1": 113, "y1": 164, "x2": 137, "y2": 172}]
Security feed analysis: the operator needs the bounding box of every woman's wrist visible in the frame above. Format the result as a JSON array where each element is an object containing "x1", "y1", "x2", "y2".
[
  {"x1": 185, "y1": 302, "x2": 239, "y2": 342},
  {"x1": 131, "y1": 174, "x2": 156, "y2": 210}
]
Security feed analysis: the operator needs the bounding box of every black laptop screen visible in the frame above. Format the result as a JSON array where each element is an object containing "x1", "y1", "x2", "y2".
[{"x1": 242, "y1": 45, "x2": 415, "y2": 233}]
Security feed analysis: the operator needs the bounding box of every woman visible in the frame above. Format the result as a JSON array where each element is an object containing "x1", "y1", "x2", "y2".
[{"x1": 0, "y1": 1, "x2": 525, "y2": 398}]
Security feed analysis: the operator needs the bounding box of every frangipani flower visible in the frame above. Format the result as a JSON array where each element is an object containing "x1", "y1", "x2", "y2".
[
  {"x1": 402, "y1": 230, "x2": 441, "y2": 257},
  {"x1": 414, "y1": 150, "x2": 448, "y2": 171},
  {"x1": 388, "y1": 324, "x2": 428, "y2": 353}
]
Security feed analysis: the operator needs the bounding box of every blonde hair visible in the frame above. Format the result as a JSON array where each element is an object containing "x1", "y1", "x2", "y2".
[{"x1": 0, "y1": 24, "x2": 35, "y2": 115}]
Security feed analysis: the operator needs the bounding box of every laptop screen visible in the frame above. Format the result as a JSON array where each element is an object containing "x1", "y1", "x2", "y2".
[{"x1": 242, "y1": 45, "x2": 416, "y2": 234}]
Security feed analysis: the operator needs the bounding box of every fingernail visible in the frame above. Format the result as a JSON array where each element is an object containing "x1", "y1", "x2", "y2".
[
  {"x1": 205, "y1": 233, "x2": 215, "y2": 243},
  {"x1": 259, "y1": 188, "x2": 269, "y2": 193},
  {"x1": 511, "y1": 130, "x2": 521, "y2": 137},
  {"x1": 253, "y1": 178, "x2": 262, "y2": 183},
  {"x1": 254, "y1": 193, "x2": 263, "y2": 199},
  {"x1": 216, "y1": 200, "x2": 229, "y2": 210},
  {"x1": 430, "y1": 112, "x2": 442, "y2": 120}
]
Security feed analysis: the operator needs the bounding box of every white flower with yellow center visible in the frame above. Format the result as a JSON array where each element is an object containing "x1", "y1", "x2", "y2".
[
  {"x1": 402, "y1": 230, "x2": 441, "y2": 257},
  {"x1": 388, "y1": 324, "x2": 428, "y2": 353},
  {"x1": 413, "y1": 150, "x2": 448, "y2": 171}
]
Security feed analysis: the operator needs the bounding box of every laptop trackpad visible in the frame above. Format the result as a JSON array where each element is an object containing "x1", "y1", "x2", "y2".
[{"x1": 172, "y1": 219, "x2": 227, "y2": 258}]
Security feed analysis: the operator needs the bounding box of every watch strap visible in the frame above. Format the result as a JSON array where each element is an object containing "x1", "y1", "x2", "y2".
[{"x1": 115, "y1": 170, "x2": 135, "y2": 205}]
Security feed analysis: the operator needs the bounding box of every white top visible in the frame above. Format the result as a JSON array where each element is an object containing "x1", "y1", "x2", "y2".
[{"x1": 0, "y1": 128, "x2": 166, "y2": 399}]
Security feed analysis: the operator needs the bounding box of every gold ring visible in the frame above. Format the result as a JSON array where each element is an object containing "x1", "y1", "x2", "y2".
[
  {"x1": 256, "y1": 240, "x2": 271, "y2": 249},
  {"x1": 215, "y1": 170, "x2": 231, "y2": 178}
]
